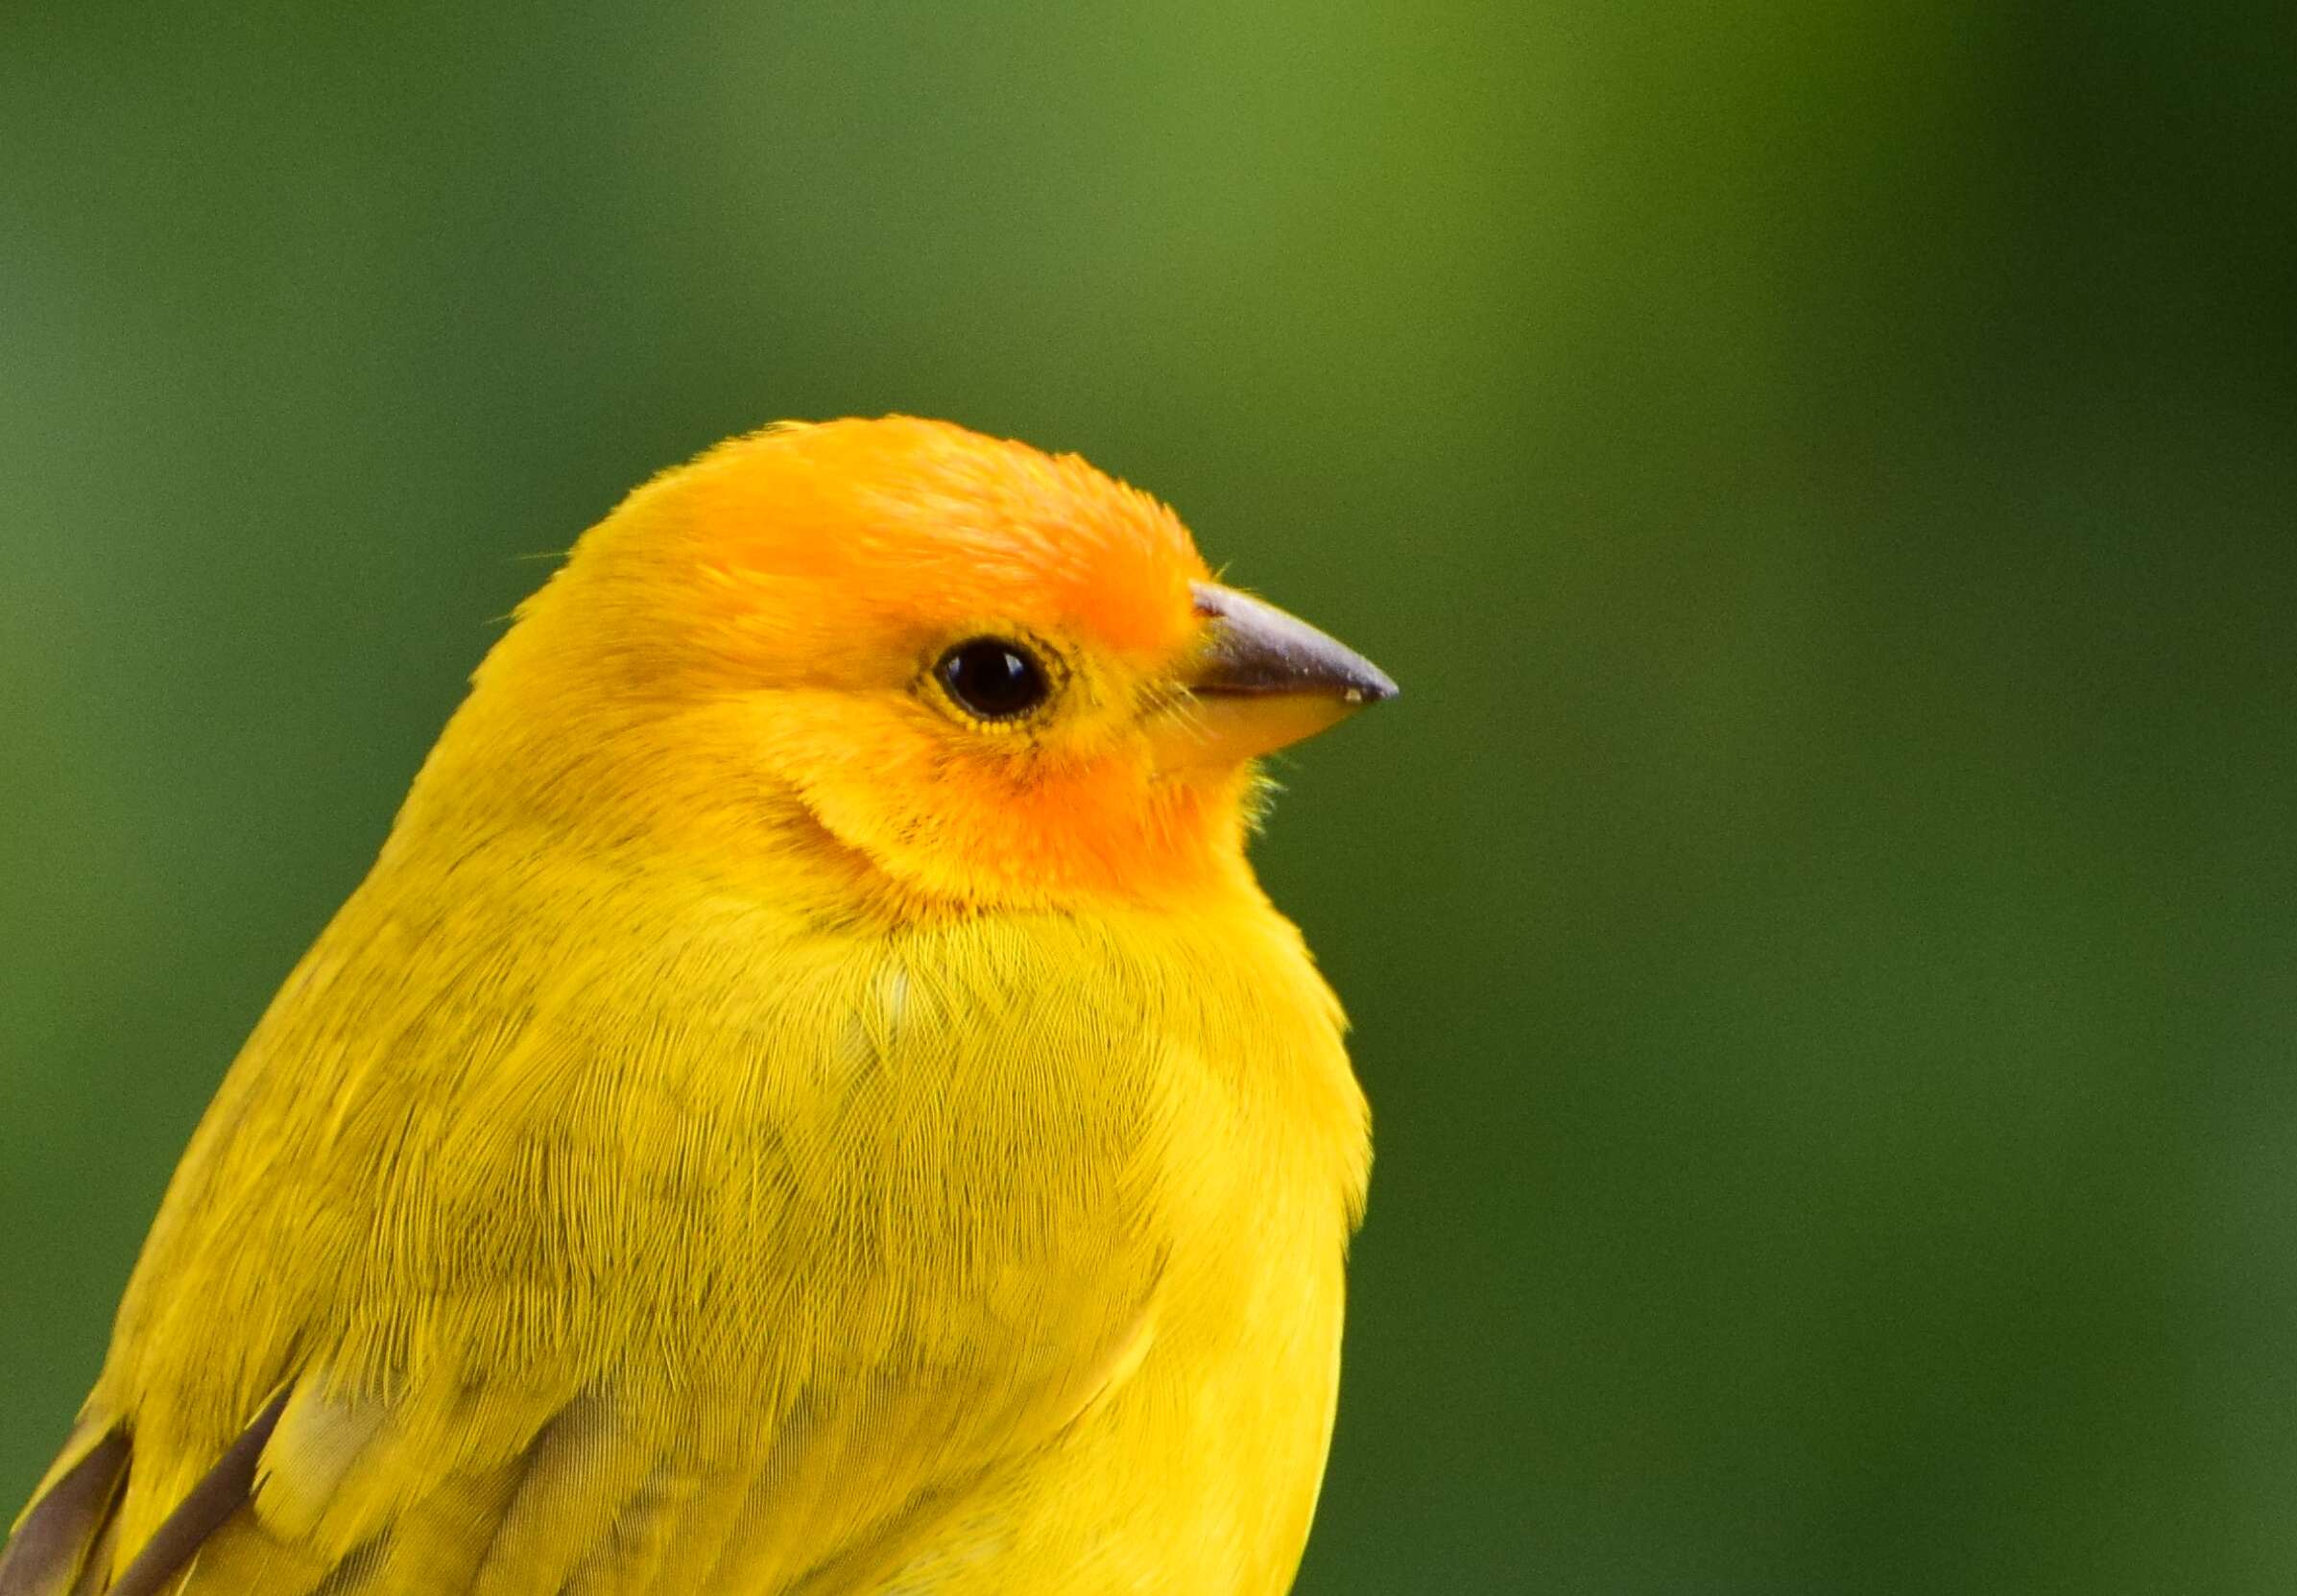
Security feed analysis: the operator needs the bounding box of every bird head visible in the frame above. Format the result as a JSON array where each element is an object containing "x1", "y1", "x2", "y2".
[{"x1": 433, "y1": 417, "x2": 1394, "y2": 914}]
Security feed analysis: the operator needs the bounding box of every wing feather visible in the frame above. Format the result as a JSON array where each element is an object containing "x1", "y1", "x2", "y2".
[
  {"x1": 0, "y1": 1425, "x2": 130, "y2": 1596},
  {"x1": 107, "y1": 1390, "x2": 287, "y2": 1596}
]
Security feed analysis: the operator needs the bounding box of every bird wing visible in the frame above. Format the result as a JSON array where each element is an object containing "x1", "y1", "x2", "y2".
[{"x1": 5, "y1": 899, "x2": 1172, "y2": 1594}]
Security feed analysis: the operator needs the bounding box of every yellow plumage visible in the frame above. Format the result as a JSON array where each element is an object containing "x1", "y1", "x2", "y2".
[{"x1": 3, "y1": 417, "x2": 1393, "y2": 1594}]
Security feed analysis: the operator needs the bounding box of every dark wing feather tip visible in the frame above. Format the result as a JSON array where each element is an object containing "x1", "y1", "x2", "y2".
[
  {"x1": 108, "y1": 1391, "x2": 290, "y2": 1596},
  {"x1": 0, "y1": 1429, "x2": 132, "y2": 1596}
]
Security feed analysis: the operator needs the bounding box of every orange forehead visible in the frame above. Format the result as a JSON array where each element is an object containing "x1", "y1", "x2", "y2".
[{"x1": 628, "y1": 417, "x2": 1209, "y2": 664}]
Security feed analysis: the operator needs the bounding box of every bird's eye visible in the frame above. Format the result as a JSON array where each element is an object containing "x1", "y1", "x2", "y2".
[{"x1": 936, "y1": 637, "x2": 1051, "y2": 721}]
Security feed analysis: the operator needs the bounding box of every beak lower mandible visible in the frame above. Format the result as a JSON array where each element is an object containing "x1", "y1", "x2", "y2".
[{"x1": 1151, "y1": 581, "x2": 1400, "y2": 770}]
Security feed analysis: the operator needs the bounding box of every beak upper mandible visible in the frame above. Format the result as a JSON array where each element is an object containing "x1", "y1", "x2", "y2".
[{"x1": 1186, "y1": 582, "x2": 1399, "y2": 705}]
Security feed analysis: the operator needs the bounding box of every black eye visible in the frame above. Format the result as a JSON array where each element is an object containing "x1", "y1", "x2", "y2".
[{"x1": 936, "y1": 637, "x2": 1050, "y2": 720}]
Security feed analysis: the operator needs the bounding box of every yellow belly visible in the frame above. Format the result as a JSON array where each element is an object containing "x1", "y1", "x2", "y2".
[{"x1": 859, "y1": 1215, "x2": 1351, "y2": 1592}]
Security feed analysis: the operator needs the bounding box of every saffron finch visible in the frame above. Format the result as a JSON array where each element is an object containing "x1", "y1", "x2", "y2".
[{"x1": 1, "y1": 417, "x2": 1397, "y2": 1595}]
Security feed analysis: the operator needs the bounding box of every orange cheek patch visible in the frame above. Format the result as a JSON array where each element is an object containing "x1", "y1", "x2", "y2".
[{"x1": 759, "y1": 694, "x2": 1235, "y2": 907}]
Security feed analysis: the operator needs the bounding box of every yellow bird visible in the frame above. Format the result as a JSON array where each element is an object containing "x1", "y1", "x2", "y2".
[{"x1": 1, "y1": 417, "x2": 1396, "y2": 1595}]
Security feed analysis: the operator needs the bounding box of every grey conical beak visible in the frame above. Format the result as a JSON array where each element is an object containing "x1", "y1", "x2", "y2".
[
  {"x1": 1186, "y1": 582, "x2": 1399, "y2": 705},
  {"x1": 1148, "y1": 582, "x2": 1397, "y2": 771}
]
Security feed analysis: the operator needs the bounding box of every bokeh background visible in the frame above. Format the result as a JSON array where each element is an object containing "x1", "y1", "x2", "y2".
[{"x1": 5, "y1": 4, "x2": 2293, "y2": 1591}]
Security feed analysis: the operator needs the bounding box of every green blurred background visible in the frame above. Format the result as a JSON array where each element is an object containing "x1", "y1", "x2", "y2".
[{"x1": 4, "y1": 3, "x2": 2292, "y2": 1591}]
